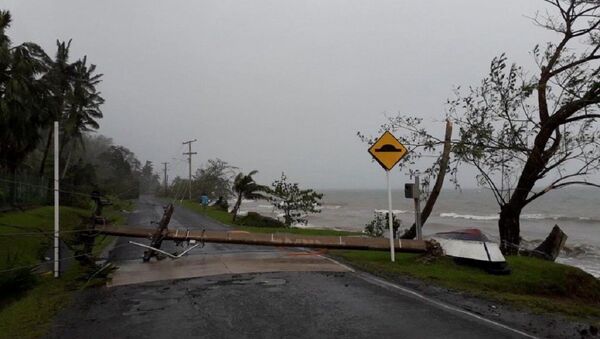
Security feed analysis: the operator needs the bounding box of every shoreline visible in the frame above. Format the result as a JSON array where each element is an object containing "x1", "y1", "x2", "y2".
[{"x1": 236, "y1": 200, "x2": 600, "y2": 278}]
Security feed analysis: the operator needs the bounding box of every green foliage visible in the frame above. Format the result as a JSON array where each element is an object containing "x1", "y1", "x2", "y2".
[
  {"x1": 0, "y1": 10, "x2": 49, "y2": 173},
  {"x1": 236, "y1": 212, "x2": 285, "y2": 228},
  {"x1": 139, "y1": 161, "x2": 160, "y2": 194},
  {"x1": 213, "y1": 196, "x2": 229, "y2": 211},
  {"x1": 0, "y1": 10, "x2": 159, "y2": 206},
  {"x1": 193, "y1": 159, "x2": 236, "y2": 199},
  {"x1": 268, "y1": 172, "x2": 323, "y2": 226},
  {"x1": 170, "y1": 159, "x2": 236, "y2": 201},
  {"x1": 364, "y1": 212, "x2": 401, "y2": 237},
  {"x1": 97, "y1": 145, "x2": 141, "y2": 199}
]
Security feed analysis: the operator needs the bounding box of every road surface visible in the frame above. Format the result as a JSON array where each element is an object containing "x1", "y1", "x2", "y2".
[{"x1": 46, "y1": 195, "x2": 532, "y2": 339}]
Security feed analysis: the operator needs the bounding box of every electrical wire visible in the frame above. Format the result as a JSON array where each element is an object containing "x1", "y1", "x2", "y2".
[{"x1": 0, "y1": 243, "x2": 131, "y2": 274}]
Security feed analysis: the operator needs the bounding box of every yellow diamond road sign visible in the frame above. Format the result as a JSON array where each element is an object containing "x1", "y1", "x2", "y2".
[{"x1": 368, "y1": 131, "x2": 408, "y2": 171}]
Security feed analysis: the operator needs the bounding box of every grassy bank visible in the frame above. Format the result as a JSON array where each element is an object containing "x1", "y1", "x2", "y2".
[
  {"x1": 177, "y1": 200, "x2": 360, "y2": 236},
  {"x1": 333, "y1": 250, "x2": 600, "y2": 322},
  {"x1": 0, "y1": 203, "x2": 128, "y2": 338}
]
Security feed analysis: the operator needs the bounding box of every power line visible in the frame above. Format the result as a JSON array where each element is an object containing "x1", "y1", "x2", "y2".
[{"x1": 0, "y1": 243, "x2": 131, "y2": 274}]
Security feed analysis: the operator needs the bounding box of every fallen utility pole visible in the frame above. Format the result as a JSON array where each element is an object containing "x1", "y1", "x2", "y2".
[
  {"x1": 143, "y1": 203, "x2": 174, "y2": 262},
  {"x1": 182, "y1": 139, "x2": 197, "y2": 201},
  {"x1": 96, "y1": 225, "x2": 427, "y2": 252}
]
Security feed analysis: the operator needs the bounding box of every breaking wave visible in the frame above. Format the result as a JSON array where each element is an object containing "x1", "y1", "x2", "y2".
[
  {"x1": 374, "y1": 209, "x2": 408, "y2": 215},
  {"x1": 439, "y1": 212, "x2": 600, "y2": 223}
]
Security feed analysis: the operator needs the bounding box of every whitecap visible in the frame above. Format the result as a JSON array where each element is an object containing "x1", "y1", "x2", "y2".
[
  {"x1": 439, "y1": 212, "x2": 499, "y2": 221},
  {"x1": 374, "y1": 209, "x2": 408, "y2": 215}
]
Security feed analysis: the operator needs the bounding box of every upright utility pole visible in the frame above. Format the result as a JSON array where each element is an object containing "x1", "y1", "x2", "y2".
[
  {"x1": 53, "y1": 121, "x2": 60, "y2": 278},
  {"x1": 161, "y1": 162, "x2": 168, "y2": 196},
  {"x1": 182, "y1": 139, "x2": 197, "y2": 200},
  {"x1": 414, "y1": 174, "x2": 422, "y2": 241}
]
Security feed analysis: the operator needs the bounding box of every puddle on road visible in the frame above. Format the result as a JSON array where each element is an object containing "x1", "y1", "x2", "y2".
[{"x1": 208, "y1": 276, "x2": 287, "y2": 289}]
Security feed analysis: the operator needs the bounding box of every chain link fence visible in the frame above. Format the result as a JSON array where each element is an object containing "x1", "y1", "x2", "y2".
[{"x1": 0, "y1": 172, "x2": 49, "y2": 209}]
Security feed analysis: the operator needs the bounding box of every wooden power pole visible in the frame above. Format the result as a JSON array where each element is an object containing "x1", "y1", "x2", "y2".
[
  {"x1": 161, "y1": 162, "x2": 168, "y2": 196},
  {"x1": 182, "y1": 139, "x2": 197, "y2": 201}
]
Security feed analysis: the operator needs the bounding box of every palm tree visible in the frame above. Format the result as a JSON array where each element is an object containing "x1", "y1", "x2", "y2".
[
  {"x1": 38, "y1": 40, "x2": 76, "y2": 176},
  {"x1": 0, "y1": 10, "x2": 49, "y2": 201},
  {"x1": 60, "y1": 56, "x2": 104, "y2": 177},
  {"x1": 231, "y1": 170, "x2": 268, "y2": 222},
  {"x1": 0, "y1": 12, "x2": 48, "y2": 165}
]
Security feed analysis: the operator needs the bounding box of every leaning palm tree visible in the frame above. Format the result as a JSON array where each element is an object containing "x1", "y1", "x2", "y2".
[
  {"x1": 38, "y1": 39, "x2": 76, "y2": 176},
  {"x1": 60, "y1": 56, "x2": 104, "y2": 177},
  {"x1": 231, "y1": 170, "x2": 268, "y2": 222}
]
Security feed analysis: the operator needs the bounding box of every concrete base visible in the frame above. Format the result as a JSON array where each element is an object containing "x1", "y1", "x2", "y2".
[{"x1": 108, "y1": 251, "x2": 351, "y2": 287}]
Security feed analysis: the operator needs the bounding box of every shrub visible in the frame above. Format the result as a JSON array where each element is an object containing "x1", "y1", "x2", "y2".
[
  {"x1": 236, "y1": 212, "x2": 285, "y2": 228},
  {"x1": 364, "y1": 212, "x2": 401, "y2": 237}
]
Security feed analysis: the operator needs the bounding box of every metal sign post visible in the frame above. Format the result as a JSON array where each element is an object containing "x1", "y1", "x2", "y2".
[
  {"x1": 368, "y1": 131, "x2": 408, "y2": 262},
  {"x1": 386, "y1": 171, "x2": 395, "y2": 262}
]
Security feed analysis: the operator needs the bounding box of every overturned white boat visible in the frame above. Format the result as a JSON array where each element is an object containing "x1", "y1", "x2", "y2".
[{"x1": 431, "y1": 228, "x2": 510, "y2": 275}]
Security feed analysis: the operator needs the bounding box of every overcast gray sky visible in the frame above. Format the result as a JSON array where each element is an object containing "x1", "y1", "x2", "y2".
[{"x1": 5, "y1": 0, "x2": 561, "y2": 189}]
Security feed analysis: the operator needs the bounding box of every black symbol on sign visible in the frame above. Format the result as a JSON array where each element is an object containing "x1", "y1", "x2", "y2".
[{"x1": 375, "y1": 144, "x2": 403, "y2": 152}]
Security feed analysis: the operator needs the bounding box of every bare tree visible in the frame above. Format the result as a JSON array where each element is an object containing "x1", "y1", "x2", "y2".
[
  {"x1": 452, "y1": 0, "x2": 600, "y2": 253},
  {"x1": 376, "y1": 0, "x2": 600, "y2": 254}
]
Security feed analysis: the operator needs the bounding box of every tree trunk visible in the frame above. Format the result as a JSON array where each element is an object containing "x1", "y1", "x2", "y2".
[
  {"x1": 401, "y1": 120, "x2": 453, "y2": 239},
  {"x1": 38, "y1": 128, "x2": 53, "y2": 177},
  {"x1": 232, "y1": 194, "x2": 242, "y2": 222},
  {"x1": 61, "y1": 146, "x2": 72, "y2": 179},
  {"x1": 498, "y1": 122, "x2": 558, "y2": 254},
  {"x1": 499, "y1": 205, "x2": 522, "y2": 254}
]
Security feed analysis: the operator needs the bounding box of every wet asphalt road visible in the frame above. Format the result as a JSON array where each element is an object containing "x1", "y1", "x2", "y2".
[{"x1": 46, "y1": 196, "x2": 531, "y2": 339}]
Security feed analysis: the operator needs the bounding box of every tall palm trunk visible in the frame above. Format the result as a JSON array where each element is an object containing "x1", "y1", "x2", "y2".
[
  {"x1": 61, "y1": 146, "x2": 72, "y2": 179},
  {"x1": 232, "y1": 194, "x2": 243, "y2": 222},
  {"x1": 38, "y1": 127, "x2": 53, "y2": 176}
]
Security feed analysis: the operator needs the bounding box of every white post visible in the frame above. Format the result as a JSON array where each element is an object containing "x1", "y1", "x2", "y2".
[
  {"x1": 386, "y1": 171, "x2": 395, "y2": 262},
  {"x1": 54, "y1": 121, "x2": 60, "y2": 278}
]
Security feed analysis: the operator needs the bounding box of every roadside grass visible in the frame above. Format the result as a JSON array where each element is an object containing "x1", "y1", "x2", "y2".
[
  {"x1": 332, "y1": 250, "x2": 600, "y2": 321},
  {"x1": 177, "y1": 200, "x2": 361, "y2": 236},
  {"x1": 0, "y1": 202, "x2": 129, "y2": 338},
  {"x1": 0, "y1": 206, "x2": 90, "y2": 269},
  {"x1": 0, "y1": 266, "x2": 87, "y2": 339}
]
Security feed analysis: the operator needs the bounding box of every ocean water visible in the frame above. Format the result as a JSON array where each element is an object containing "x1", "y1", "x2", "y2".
[{"x1": 237, "y1": 188, "x2": 600, "y2": 277}]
